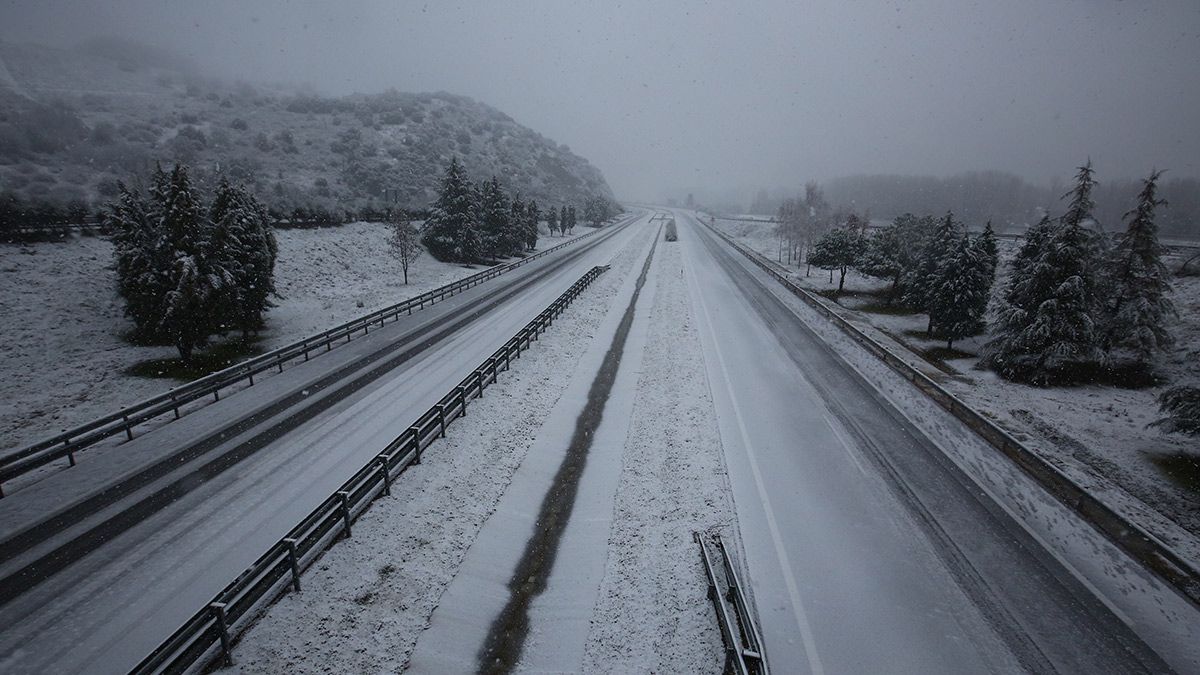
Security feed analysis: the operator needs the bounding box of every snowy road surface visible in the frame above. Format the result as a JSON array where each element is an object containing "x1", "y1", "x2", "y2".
[
  {"x1": 0, "y1": 214, "x2": 645, "y2": 674},
  {"x1": 0, "y1": 206, "x2": 1192, "y2": 674},
  {"x1": 677, "y1": 211, "x2": 1175, "y2": 674}
]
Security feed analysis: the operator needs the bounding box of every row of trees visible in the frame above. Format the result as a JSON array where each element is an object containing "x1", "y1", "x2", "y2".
[
  {"x1": 794, "y1": 161, "x2": 1197, "y2": 433},
  {"x1": 545, "y1": 203, "x2": 577, "y2": 236},
  {"x1": 421, "y1": 158, "x2": 607, "y2": 264},
  {"x1": 805, "y1": 211, "x2": 998, "y2": 350},
  {"x1": 984, "y1": 163, "x2": 1176, "y2": 384},
  {"x1": 106, "y1": 164, "x2": 277, "y2": 362}
]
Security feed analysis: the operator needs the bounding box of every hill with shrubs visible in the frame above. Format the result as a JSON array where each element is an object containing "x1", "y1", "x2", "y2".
[{"x1": 0, "y1": 38, "x2": 615, "y2": 224}]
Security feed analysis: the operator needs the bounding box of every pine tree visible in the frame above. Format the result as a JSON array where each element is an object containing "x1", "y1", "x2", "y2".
[
  {"x1": 1151, "y1": 386, "x2": 1200, "y2": 436},
  {"x1": 560, "y1": 205, "x2": 569, "y2": 235},
  {"x1": 525, "y1": 199, "x2": 540, "y2": 251},
  {"x1": 977, "y1": 220, "x2": 999, "y2": 283},
  {"x1": 480, "y1": 176, "x2": 510, "y2": 260},
  {"x1": 983, "y1": 163, "x2": 1106, "y2": 384},
  {"x1": 856, "y1": 222, "x2": 904, "y2": 299},
  {"x1": 159, "y1": 164, "x2": 218, "y2": 363},
  {"x1": 108, "y1": 182, "x2": 168, "y2": 340},
  {"x1": 929, "y1": 233, "x2": 992, "y2": 349},
  {"x1": 904, "y1": 212, "x2": 963, "y2": 332},
  {"x1": 507, "y1": 193, "x2": 526, "y2": 256},
  {"x1": 567, "y1": 205, "x2": 577, "y2": 233},
  {"x1": 807, "y1": 227, "x2": 866, "y2": 292},
  {"x1": 422, "y1": 158, "x2": 481, "y2": 263},
  {"x1": 209, "y1": 179, "x2": 277, "y2": 336},
  {"x1": 205, "y1": 180, "x2": 248, "y2": 335},
  {"x1": 545, "y1": 204, "x2": 559, "y2": 236},
  {"x1": 1103, "y1": 170, "x2": 1176, "y2": 365}
]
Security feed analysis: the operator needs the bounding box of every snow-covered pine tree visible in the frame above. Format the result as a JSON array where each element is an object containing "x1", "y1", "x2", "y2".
[
  {"x1": 977, "y1": 220, "x2": 999, "y2": 284},
  {"x1": 108, "y1": 182, "x2": 168, "y2": 340},
  {"x1": 209, "y1": 180, "x2": 277, "y2": 336},
  {"x1": 559, "y1": 205, "x2": 568, "y2": 236},
  {"x1": 982, "y1": 162, "x2": 1106, "y2": 384},
  {"x1": 507, "y1": 193, "x2": 526, "y2": 257},
  {"x1": 807, "y1": 227, "x2": 866, "y2": 292},
  {"x1": 204, "y1": 179, "x2": 248, "y2": 335},
  {"x1": 903, "y1": 212, "x2": 963, "y2": 332},
  {"x1": 1103, "y1": 170, "x2": 1176, "y2": 366},
  {"x1": 480, "y1": 176, "x2": 510, "y2": 260},
  {"x1": 422, "y1": 158, "x2": 481, "y2": 263},
  {"x1": 525, "y1": 200, "x2": 540, "y2": 251},
  {"x1": 567, "y1": 205, "x2": 577, "y2": 233},
  {"x1": 929, "y1": 233, "x2": 992, "y2": 349},
  {"x1": 856, "y1": 221, "x2": 904, "y2": 300},
  {"x1": 1151, "y1": 385, "x2": 1200, "y2": 436},
  {"x1": 159, "y1": 164, "x2": 219, "y2": 363}
]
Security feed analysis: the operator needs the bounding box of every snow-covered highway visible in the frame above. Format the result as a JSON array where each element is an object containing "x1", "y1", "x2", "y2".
[
  {"x1": 1, "y1": 208, "x2": 1195, "y2": 674},
  {"x1": 678, "y1": 210, "x2": 1184, "y2": 673},
  {"x1": 0, "y1": 212, "x2": 647, "y2": 674}
]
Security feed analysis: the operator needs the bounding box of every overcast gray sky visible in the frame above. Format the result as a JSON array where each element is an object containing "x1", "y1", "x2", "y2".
[{"x1": 2, "y1": 0, "x2": 1197, "y2": 202}]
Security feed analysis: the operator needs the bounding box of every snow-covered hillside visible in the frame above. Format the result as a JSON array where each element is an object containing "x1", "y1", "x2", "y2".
[{"x1": 0, "y1": 39, "x2": 615, "y2": 213}]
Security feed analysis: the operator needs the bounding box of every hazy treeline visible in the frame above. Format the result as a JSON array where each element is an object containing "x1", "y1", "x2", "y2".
[{"x1": 822, "y1": 171, "x2": 1200, "y2": 239}]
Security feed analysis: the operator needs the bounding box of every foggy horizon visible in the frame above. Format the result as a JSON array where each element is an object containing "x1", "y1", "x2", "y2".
[{"x1": 1, "y1": 0, "x2": 1198, "y2": 203}]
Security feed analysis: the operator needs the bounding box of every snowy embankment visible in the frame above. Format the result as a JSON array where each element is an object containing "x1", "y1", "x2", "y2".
[
  {"x1": 0, "y1": 223, "x2": 586, "y2": 453},
  {"x1": 716, "y1": 217, "x2": 1200, "y2": 540}
]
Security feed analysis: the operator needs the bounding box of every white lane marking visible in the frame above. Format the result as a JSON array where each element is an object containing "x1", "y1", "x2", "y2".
[
  {"x1": 682, "y1": 214, "x2": 826, "y2": 675},
  {"x1": 822, "y1": 412, "x2": 868, "y2": 477}
]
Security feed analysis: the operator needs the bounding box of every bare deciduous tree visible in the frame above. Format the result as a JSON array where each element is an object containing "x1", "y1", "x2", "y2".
[{"x1": 389, "y1": 215, "x2": 423, "y2": 284}]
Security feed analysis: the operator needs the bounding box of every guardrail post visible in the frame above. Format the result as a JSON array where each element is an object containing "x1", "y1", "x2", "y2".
[
  {"x1": 210, "y1": 602, "x2": 233, "y2": 666},
  {"x1": 409, "y1": 427, "x2": 422, "y2": 464},
  {"x1": 123, "y1": 414, "x2": 133, "y2": 441},
  {"x1": 457, "y1": 386, "x2": 467, "y2": 416},
  {"x1": 283, "y1": 538, "x2": 302, "y2": 592},
  {"x1": 377, "y1": 455, "x2": 392, "y2": 496},
  {"x1": 337, "y1": 491, "x2": 352, "y2": 538},
  {"x1": 171, "y1": 394, "x2": 180, "y2": 419},
  {"x1": 437, "y1": 405, "x2": 447, "y2": 439},
  {"x1": 213, "y1": 388, "x2": 220, "y2": 402},
  {"x1": 475, "y1": 370, "x2": 486, "y2": 397}
]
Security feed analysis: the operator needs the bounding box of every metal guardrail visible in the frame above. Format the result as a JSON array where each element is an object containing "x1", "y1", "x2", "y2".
[
  {"x1": 0, "y1": 215, "x2": 632, "y2": 495},
  {"x1": 699, "y1": 216, "x2": 1200, "y2": 611},
  {"x1": 695, "y1": 532, "x2": 767, "y2": 675},
  {"x1": 131, "y1": 263, "x2": 609, "y2": 674}
]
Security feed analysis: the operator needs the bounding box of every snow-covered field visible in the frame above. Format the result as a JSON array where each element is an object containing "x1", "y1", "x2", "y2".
[
  {"x1": 715, "y1": 216, "x2": 1200, "y2": 538},
  {"x1": 0, "y1": 223, "x2": 586, "y2": 453}
]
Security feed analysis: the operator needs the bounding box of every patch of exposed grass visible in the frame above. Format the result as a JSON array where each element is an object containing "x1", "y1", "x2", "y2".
[
  {"x1": 856, "y1": 300, "x2": 920, "y2": 316},
  {"x1": 923, "y1": 346, "x2": 976, "y2": 361},
  {"x1": 126, "y1": 336, "x2": 264, "y2": 381},
  {"x1": 1149, "y1": 452, "x2": 1200, "y2": 495}
]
